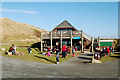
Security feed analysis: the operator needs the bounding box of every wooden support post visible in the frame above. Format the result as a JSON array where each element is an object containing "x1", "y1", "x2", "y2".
[
  {"x1": 81, "y1": 30, "x2": 84, "y2": 53},
  {"x1": 91, "y1": 37, "x2": 94, "y2": 53},
  {"x1": 70, "y1": 31, "x2": 73, "y2": 48},
  {"x1": 41, "y1": 32, "x2": 43, "y2": 52},
  {"x1": 60, "y1": 31, "x2": 62, "y2": 51},
  {"x1": 98, "y1": 37, "x2": 100, "y2": 49},
  {"x1": 50, "y1": 31, "x2": 52, "y2": 50},
  {"x1": 70, "y1": 30, "x2": 73, "y2": 53}
]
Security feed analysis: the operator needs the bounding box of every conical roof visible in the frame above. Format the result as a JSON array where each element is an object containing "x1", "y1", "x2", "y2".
[
  {"x1": 56, "y1": 20, "x2": 74, "y2": 28},
  {"x1": 52, "y1": 20, "x2": 78, "y2": 31}
]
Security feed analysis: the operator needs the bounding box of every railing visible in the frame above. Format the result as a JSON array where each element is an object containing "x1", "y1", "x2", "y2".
[
  {"x1": 72, "y1": 31, "x2": 81, "y2": 37},
  {"x1": 42, "y1": 31, "x2": 82, "y2": 37},
  {"x1": 83, "y1": 32, "x2": 91, "y2": 41},
  {"x1": 42, "y1": 31, "x2": 92, "y2": 41},
  {"x1": 42, "y1": 32, "x2": 50, "y2": 37},
  {"x1": 52, "y1": 31, "x2": 60, "y2": 37},
  {"x1": 62, "y1": 31, "x2": 71, "y2": 37}
]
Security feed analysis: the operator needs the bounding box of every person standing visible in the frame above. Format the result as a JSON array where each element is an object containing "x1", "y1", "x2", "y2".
[
  {"x1": 62, "y1": 45, "x2": 67, "y2": 58},
  {"x1": 52, "y1": 46, "x2": 55, "y2": 54},
  {"x1": 75, "y1": 46, "x2": 77, "y2": 51},
  {"x1": 106, "y1": 46, "x2": 110, "y2": 56},
  {"x1": 72, "y1": 46, "x2": 75, "y2": 57},
  {"x1": 95, "y1": 46, "x2": 99, "y2": 52},
  {"x1": 109, "y1": 46, "x2": 114, "y2": 54},
  {"x1": 95, "y1": 46, "x2": 101, "y2": 59},
  {"x1": 103, "y1": 46, "x2": 106, "y2": 56},
  {"x1": 27, "y1": 47, "x2": 32, "y2": 54},
  {"x1": 67, "y1": 46, "x2": 71, "y2": 55},
  {"x1": 55, "y1": 42, "x2": 61, "y2": 64},
  {"x1": 101, "y1": 47, "x2": 104, "y2": 58},
  {"x1": 104, "y1": 47, "x2": 108, "y2": 56}
]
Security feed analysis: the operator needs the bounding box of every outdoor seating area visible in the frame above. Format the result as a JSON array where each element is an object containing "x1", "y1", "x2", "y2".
[{"x1": 3, "y1": 44, "x2": 24, "y2": 56}]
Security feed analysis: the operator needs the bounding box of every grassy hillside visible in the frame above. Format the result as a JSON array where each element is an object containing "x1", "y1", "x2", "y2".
[{"x1": 0, "y1": 18, "x2": 47, "y2": 43}]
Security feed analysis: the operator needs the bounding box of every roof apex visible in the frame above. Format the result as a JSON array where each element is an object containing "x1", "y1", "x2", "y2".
[
  {"x1": 52, "y1": 20, "x2": 78, "y2": 31},
  {"x1": 64, "y1": 20, "x2": 67, "y2": 22},
  {"x1": 56, "y1": 20, "x2": 74, "y2": 28}
]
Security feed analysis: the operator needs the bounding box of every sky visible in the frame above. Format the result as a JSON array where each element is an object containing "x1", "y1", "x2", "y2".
[{"x1": 1, "y1": 2, "x2": 118, "y2": 38}]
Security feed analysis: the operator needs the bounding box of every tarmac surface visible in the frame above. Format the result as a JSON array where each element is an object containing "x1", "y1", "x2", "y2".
[{"x1": 1, "y1": 52, "x2": 119, "y2": 78}]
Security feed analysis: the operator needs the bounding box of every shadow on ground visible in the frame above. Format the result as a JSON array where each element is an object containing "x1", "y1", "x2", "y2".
[
  {"x1": 78, "y1": 57, "x2": 92, "y2": 60},
  {"x1": 37, "y1": 52, "x2": 43, "y2": 54},
  {"x1": 113, "y1": 52, "x2": 120, "y2": 54},
  {"x1": 72, "y1": 61, "x2": 91, "y2": 64},
  {"x1": 34, "y1": 55, "x2": 56, "y2": 64},
  {"x1": 110, "y1": 52, "x2": 120, "y2": 59},
  {"x1": 110, "y1": 56, "x2": 120, "y2": 58},
  {"x1": 77, "y1": 56, "x2": 92, "y2": 63},
  {"x1": 31, "y1": 42, "x2": 41, "y2": 52},
  {"x1": 79, "y1": 54, "x2": 93, "y2": 56}
]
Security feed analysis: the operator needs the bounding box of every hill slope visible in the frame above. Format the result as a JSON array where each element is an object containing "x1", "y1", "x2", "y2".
[{"x1": 0, "y1": 18, "x2": 46, "y2": 43}]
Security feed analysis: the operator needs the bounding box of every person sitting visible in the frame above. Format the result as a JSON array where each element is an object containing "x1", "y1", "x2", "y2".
[
  {"x1": 47, "y1": 52, "x2": 51, "y2": 56},
  {"x1": 5, "y1": 50, "x2": 8, "y2": 55},
  {"x1": 9, "y1": 44, "x2": 15, "y2": 55},
  {"x1": 48, "y1": 47, "x2": 50, "y2": 51},
  {"x1": 42, "y1": 51, "x2": 46, "y2": 55},
  {"x1": 52, "y1": 47, "x2": 56, "y2": 54},
  {"x1": 54, "y1": 51, "x2": 56, "y2": 54}
]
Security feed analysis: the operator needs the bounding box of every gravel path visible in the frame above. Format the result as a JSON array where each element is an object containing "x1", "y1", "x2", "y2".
[{"x1": 1, "y1": 53, "x2": 118, "y2": 78}]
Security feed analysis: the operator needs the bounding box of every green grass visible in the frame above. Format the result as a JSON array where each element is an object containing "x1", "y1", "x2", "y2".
[
  {"x1": 0, "y1": 42, "x2": 80, "y2": 64},
  {"x1": 1, "y1": 41, "x2": 119, "y2": 64},
  {"x1": 99, "y1": 52, "x2": 120, "y2": 63}
]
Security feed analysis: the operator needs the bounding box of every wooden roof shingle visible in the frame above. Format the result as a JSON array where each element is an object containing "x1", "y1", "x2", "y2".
[
  {"x1": 52, "y1": 20, "x2": 78, "y2": 31},
  {"x1": 56, "y1": 20, "x2": 74, "y2": 28}
]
